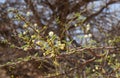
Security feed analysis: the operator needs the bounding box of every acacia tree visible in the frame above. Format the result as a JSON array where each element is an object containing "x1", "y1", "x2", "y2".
[{"x1": 0, "y1": 0, "x2": 120, "y2": 78}]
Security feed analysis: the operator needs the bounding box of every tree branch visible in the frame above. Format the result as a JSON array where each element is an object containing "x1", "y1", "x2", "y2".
[
  {"x1": 24, "y1": 0, "x2": 43, "y2": 28},
  {"x1": 83, "y1": 0, "x2": 119, "y2": 23}
]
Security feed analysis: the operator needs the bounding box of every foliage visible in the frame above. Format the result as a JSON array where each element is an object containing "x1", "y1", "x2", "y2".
[{"x1": 0, "y1": 0, "x2": 120, "y2": 78}]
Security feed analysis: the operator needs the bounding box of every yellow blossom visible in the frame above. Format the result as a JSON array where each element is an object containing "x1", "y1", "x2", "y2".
[
  {"x1": 23, "y1": 47, "x2": 28, "y2": 51},
  {"x1": 75, "y1": 24, "x2": 77, "y2": 27},
  {"x1": 84, "y1": 34, "x2": 92, "y2": 38},
  {"x1": 112, "y1": 54, "x2": 116, "y2": 57},
  {"x1": 36, "y1": 30, "x2": 39, "y2": 33},
  {"x1": 50, "y1": 53, "x2": 55, "y2": 57},
  {"x1": 34, "y1": 23, "x2": 38, "y2": 27},
  {"x1": 48, "y1": 31, "x2": 54, "y2": 37},
  {"x1": 95, "y1": 66, "x2": 99, "y2": 70},
  {"x1": 23, "y1": 31, "x2": 27, "y2": 35},
  {"x1": 86, "y1": 24, "x2": 90, "y2": 31},
  {"x1": 32, "y1": 40, "x2": 35, "y2": 43},
  {"x1": 31, "y1": 35, "x2": 36, "y2": 39},
  {"x1": 108, "y1": 40, "x2": 112, "y2": 43},
  {"x1": 36, "y1": 41, "x2": 41, "y2": 45},
  {"x1": 84, "y1": 34, "x2": 88, "y2": 38},
  {"x1": 92, "y1": 69, "x2": 95, "y2": 72},
  {"x1": 88, "y1": 34, "x2": 92, "y2": 37},
  {"x1": 26, "y1": 12, "x2": 32, "y2": 16},
  {"x1": 23, "y1": 24, "x2": 28, "y2": 28},
  {"x1": 59, "y1": 44, "x2": 65, "y2": 50},
  {"x1": 56, "y1": 41, "x2": 61, "y2": 45}
]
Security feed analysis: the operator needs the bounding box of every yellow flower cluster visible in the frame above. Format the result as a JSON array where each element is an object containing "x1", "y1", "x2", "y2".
[
  {"x1": 36, "y1": 41, "x2": 42, "y2": 45},
  {"x1": 56, "y1": 41, "x2": 65, "y2": 50},
  {"x1": 86, "y1": 24, "x2": 90, "y2": 31},
  {"x1": 59, "y1": 44, "x2": 65, "y2": 50},
  {"x1": 84, "y1": 34, "x2": 92, "y2": 38}
]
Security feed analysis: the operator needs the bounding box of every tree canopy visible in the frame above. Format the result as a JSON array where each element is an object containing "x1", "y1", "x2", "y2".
[{"x1": 0, "y1": 0, "x2": 120, "y2": 78}]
